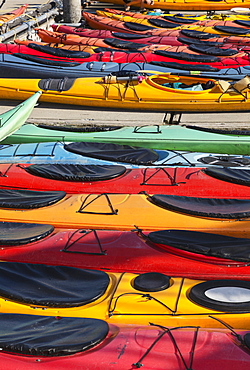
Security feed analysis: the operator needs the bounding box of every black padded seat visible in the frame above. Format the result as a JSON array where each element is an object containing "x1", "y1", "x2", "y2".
[
  {"x1": 0, "y1": 262, "x2": 110, "y2": 307},
  {"x1": 148, "y1": 194, "x2": 250, "y2": 219},
  {"x1": 150, "y1": 60, "x2": 219, "y2": 72},
  {"x1": 0, "y1": 314, "x2": 109, "y2": 356},
  {"x1": 204, "y1": 168, "x2": 250, "y2": 187},
  {"x1": 214, "y1": 25, "x2": 250, "y2": 35},
  {"x1": 0, "y1": 189, "x2": 65, "y2": 209},
  {"x1": 148, "y1": 230, "x2": 250, "y2": 262},
  {"x1": 64, "y1": 142, "x2": 159, "y2": 165},
  {"x1": 104, "y1": 38, "x2": 147, "y2": 50},
  {"x1": 0, "y1": 222, "x2": 54, "y2": 246},
  {"x1": 154, "y1": 49, "x2": 219, "y2": 62},
  {"x1": 112, "y1": 32, "x2": 153, "y2": 39},
  {"x1": 13, "y1": 53, "x2": 81, "y2": 67},
  {"x1": 234, "y1": 20, "x2": 250, "y2": 28},
  {"x1": 124, "y1": 22, "x2": 155, "y2": 31},
  {"x1": 25, "y1": 164, "x2": 127, "y2": 182},
  {"x1": 180, "y1": 29, "x2": 218, "y2": 39},
  {"x1": 178, "y1": 37, "x2": 224, "y2": 46},
  {"x1": 189, "y1": 279, "x2": 250, "y2": 312},
  {"x1": 188, "y1": 44, "x2": 238, "y2": 56},
  {"x1": 163, "y1": 15, "x2": 197, "y2": 24},
  {"x1": 27, "y1": 43, "x2": 91, "y2": 58},
  {"x1": 148, "y1": 18, "x2": 181, "y2": 28},
  {"x1": 198, "y1": 155, "x2": 250, "y2": 167},
  {"x1": 133, "y1": 272, "x2": 170, "y2": 292}
]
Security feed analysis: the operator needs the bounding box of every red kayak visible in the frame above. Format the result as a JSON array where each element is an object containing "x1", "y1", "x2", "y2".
[
  {"x1": 0, "y1": 43, "x2": 95, "y2": 62},
  {"x1": 0, "y1": 315, "x2": 249, "y2": 370},
  {"x1": 12, "y1": 45, "x2": 250, "y2": 68},
  {"x1": 2, "y1": 222, "x2": 250, "y2": 277},
  {"x1": 2, "y1": 164, "x2": 250, "y2": 198}
]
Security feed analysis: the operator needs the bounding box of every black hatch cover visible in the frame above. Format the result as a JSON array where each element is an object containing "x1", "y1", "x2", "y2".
[{"x1": 64, "y1": 142, "x2": 159, "y2": 165}]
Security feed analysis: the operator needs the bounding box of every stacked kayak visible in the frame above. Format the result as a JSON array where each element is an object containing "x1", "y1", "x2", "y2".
[
  {"x1": 2, "y1": 222, "x2": 250, "y2": 278},
  {"x1": 2, "y1": 74, "x2": 250, "y2": 112},
  {"x1": 3, "y1": 122, "x2": 250, "y2": 154},
  {"x1": 0, "y1": 314, "x2": 250, "y2": 369},
  {"x1": 0, "y1": 141, "x2": 249, "y2": 167},
  {"x1": 3, "y1": 163, "x2": 250, "y2": 196},
  {"x1": 0, "y1": 261, "x2": 249, "y2": 328},
  {"x1": 0, "y1": 189, "x2": 250, "y2": 233}
]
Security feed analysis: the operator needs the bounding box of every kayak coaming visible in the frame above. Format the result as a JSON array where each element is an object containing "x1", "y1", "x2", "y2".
[
  {"x1": 1, "y1": 74, "x2": 250, "y2": 112},
  {"x1": 0, "y1": 192, "x2": 250, "y2": 235}
]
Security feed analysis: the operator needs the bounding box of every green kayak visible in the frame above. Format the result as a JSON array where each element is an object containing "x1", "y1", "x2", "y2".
[
  {"x1": 0, "y1": 92, "x2": 41, "y2": 143},
  {"x1": 2, "y1": 123, "x2": 250, "y2": 155}
]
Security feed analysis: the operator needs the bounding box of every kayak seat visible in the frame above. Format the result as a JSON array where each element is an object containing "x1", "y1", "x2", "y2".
[
  {"x1": 148, "y1": 229, "x2": 250, "y2": 262},
  {"x1": 0, "y1": 262, "x2": 110, "y2": 307},
  {"x1": 133, "y1": 272, "x2": 170, "y2": 292},
  {"x1": 148, "y1": 18, "x2": 181, "y2": 28},
  {"x1": 64, "y1": 142, "x2": 160, "y2": 165},
  {"x1": 154, "y1": 50, "x2": 219, "y2": 63},
  {"x1": 214, "y1": 25, "x2": 250, "y2": 35},
  {"x1": 124, "y1": 22, "x2": 155, "y2": 31},
  {"x1": 0, "y1": 221, "x2": 54, "y2": 246},
  {"x1": 0, "y1": 189, "x2": 66, "y2": 209},
  {"x1": 112, "y1": 32, "x2": 152, "y2": 39},
  {"x1": 0, "y1": 314, "x2": 109, "y2": 356},
  {"x1": 189, "y1": 279, "x2": 250, "y2": 313},
  {"x1": 188, "y1": 44, "x2": 238, "y2": 56},
  {"x1": 198, "y1": 155, "x2": 250, "y2": 167},
  {"x1": 204, "y1": 167, "x2": 250, "y2": 187},
  {"x1": 148, "y1": 194, "x2": 250, "y2": 219},
  {"x1": 38, "y1": 77, "x2": 76, "y2": 92},
  {"x1": 24, "y1": 164, "x2": 127, "y2": 182},
  {"x1": 149, "y1": 60, "x2": 219, "y2": 72},
  {"x1": 180, "y1": 29, "x2": 217, "y2": 39}
]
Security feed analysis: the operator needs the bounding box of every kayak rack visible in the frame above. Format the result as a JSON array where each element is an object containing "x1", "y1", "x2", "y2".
[{"x1": 163, "y1": 112, "x2": 182, "y2": 125}]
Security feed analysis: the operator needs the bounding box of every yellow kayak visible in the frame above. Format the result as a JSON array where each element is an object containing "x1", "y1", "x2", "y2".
[
  {"x1": 106, "y1": 8, "x2": 250, "y2": 21},
  {"x1": 1, "y1": 262, "x2": 250, "y2": 329},
  {"x1": 95, "y1": 0, "x2": 250, "y2": 12},
  {"x1": 1, "y1": 190, "x2": 250, "y2": 236},
  {"x1": 0, "y1": 74, "x2": 250, "y2": 112},
  {"x1": 96, "y1": 10, "x2": 250, "y2": 35}
]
